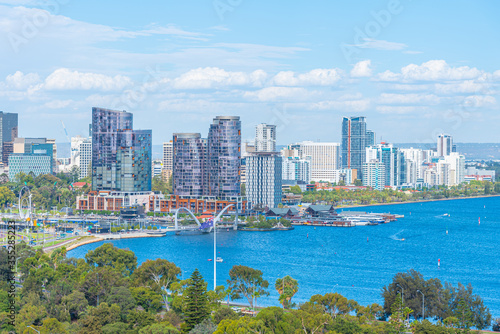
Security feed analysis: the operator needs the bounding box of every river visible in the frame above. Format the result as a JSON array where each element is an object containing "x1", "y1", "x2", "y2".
[{"x1": 68, "y1": 196, "x2": 500, "y2": 318}]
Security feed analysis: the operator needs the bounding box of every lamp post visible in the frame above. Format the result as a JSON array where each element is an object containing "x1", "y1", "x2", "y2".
[
  {"x1": 396, "y1": 283, "x2": 404, "y2": 305},
  {"x1": 417, "y1": 289, "x2": 425, "y2": 320},
  {"x1": 213, "y1": 216, "x2": 217, "y2": 290}
]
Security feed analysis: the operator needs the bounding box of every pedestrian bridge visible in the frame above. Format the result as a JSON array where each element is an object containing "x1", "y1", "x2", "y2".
[{"x1": 171, "y1": 205, "x2": 237, "y2": 232}]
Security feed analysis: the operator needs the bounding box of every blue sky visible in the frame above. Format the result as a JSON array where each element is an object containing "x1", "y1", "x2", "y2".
[{"x1": 1, "y1": 0, "x2": 499, "y2": 145}]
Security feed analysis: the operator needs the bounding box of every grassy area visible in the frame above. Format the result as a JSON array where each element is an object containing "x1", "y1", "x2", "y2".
[
  {"x1": 42, "y1": 236, "x2": 97, "y2": 254},
  {"x1": 33, "y1": 236, "x2": 79, "y2": 249}
]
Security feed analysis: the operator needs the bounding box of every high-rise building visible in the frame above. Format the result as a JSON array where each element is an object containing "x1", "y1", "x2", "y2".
[
  {"x1": 0, "y1": 111, "x2": 18, "y2": 166},
  {"x1": 437, "y1": 134, "x2": 453, "y2": 157},
  {"x1": 246, "y1": 152, "x2": 282, "y2": 209},
  {"x1": 91, "y1": 107, "x2": 152, "y2": 192},
  {"x1": 163, "y1": 141, "x2": 173, "y2": 170},
  {"x1": 71, "y1": 136, "x2": 92, "y2": 179},
  {"x1": 296, "y1": 141, "x2": 340, "y2": 182},
  {"x1": 366, "y1": 143, "x2": 406, "y2": 187},
  {"x1": 172, "y1": 133, "x2": 206, "y2": 197},
  {"x1": 282, "y1": 157, "x2": 311, "y2": 184},
  {"x1": 207, "y1": 116, "x2": 241, "y2": 198},
  {"x1": 255, "y1": 123, "x2": 276, "y2": 152},
  {"x1": 342, "y1": 116, "x2": 374, "y2": 179},
  {"x1": 362, "y1": 160, "x2": 385, "y2": 191},
  {"x1": 13, "y1": 137, "x2": 56, "y2": 173},
  {"x1": 8, "y1": 147, "x2": 52, "y2": 180}
]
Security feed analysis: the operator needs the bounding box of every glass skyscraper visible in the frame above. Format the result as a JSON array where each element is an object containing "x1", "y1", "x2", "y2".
[
  {"x1": 207, "y1": 116, "x2": 241, "y2": 198},
  {"x1": 0, "y1": 111, "x2": 18, "y2": 165},
  {"x1": 91, "y1": 107, "x2": 151, "y2": 192},
  {"x1": 172, "y1": 133, "x2": 206, "y2": 196},
  {"x1": 341, "y1": 116, "x2": 374, "y2": 180}
]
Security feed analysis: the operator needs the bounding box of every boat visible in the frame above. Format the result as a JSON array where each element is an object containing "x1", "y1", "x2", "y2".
[
  {"x1": 208, "y1": 259, "x2": 213, "y2": 261},
  {"x1": 216, "y1": 257, "x2": 223, "y2": 262}
]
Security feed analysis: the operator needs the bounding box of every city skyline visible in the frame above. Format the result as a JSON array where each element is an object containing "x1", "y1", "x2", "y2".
[{"x1": 1, "y1": 1, "x2": 499, "y2": 145}]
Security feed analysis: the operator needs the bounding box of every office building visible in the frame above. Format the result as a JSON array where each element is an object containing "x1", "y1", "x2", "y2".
[
  {"x1": 246, "y1": 152, "x2": 282, "y2": 209},
  {"x1": 362, "y1": 160, "x2": 386, "y2": 191},
  {"x1": 91, "y1": 107, "x2": 152, "y2": 192},
  {"x1": 296, "y1": 141, "x2": 340, "y2": 182},
  {"x1": 0, "y1": 111, "x2": 18, "y2": 166},
  {"x1": 71, "y1": 136, "x2": 92, "y2": 179},
  {"x1": 366, "y1": 143, "x2": 406, "y2": 187},
  {"x1": 163, "y1": 141, "x2": 173, "y2": 170},
  {"x1": 255, "y1": 123, "x2": 276, "y2": 152},
  {"x1": 341, "y1": 116, "x2": 375, "y2": 179},
  {"x1": 207, "y1": 116, "x2": 241, "y2": 198},
  {"x1": 172, "y1": 133, "x2": 206, "y2": 197},
  {"x1": 437, "y1": 134, "x2": 453, "y2": 157},
  {"x1": 282, "y1": 156, "x2": 311, "y2": 184},
  {"x1": 8, "y1": 152, "x2": 52, "y2": 180}
]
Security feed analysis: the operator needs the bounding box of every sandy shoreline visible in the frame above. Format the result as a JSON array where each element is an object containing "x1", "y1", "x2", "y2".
[{"x1": 337, "y1": 194, "x2": 500, "y2": 210}]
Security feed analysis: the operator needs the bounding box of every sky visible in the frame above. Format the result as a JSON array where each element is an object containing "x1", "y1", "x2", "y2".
[{"x1": 1, "y1": 0, "x2": 499, "y2": 145}]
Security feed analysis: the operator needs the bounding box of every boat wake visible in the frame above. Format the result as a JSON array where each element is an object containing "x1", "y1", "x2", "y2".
[{"x1": 390, "y1": 230, "x2": 406, "y2": 241}]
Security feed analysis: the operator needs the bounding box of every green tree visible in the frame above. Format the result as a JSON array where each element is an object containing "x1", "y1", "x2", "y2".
[
  {"x1": 138, "y1": 323, "x2": 179, "y2": 334},
  {"x1": 189, "y1": 318, "x2": 217, "y2": 334},
  {"x1": 183, "y1": 269, "x2": 209, "y2": 333},
  {"x1": 289, "y1": 185, "x2": 302, "y2": 194},
  {"x1": 354, "y1": 179, "x2": 363, "y2": 186},
  {"x1": 227, "y1": 265, "x2": 269, "y2": 309},
  {"x1": 85, "y1": 243, "x2": 137, "y2": 276},
  {"x1": 275, "y1": 275, "x2": 299, "y2": 309},
  {"x1": 132, "y1": 258, "x2": 181, "y2": 311}
]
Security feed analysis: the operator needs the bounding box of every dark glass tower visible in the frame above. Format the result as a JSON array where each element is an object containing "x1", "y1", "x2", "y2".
[
  {"x1": 341, "y1": 116, "x2": 374, "y2": 180},
  {"x1": 207, "y1": 116, "x2": 241, "y2": 198},
  {"x1": 172, "y1": 133, "x2": 206, "y2": 196},
  {"x1": 91, "y1": 107, "x2": 151, "y2": 192},
  {"x1": 0, "y1": 111, "x2": 18, "y2": 165}
]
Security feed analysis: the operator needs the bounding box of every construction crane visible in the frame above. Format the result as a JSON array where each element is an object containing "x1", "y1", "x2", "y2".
[{"x1": 61, "y1": 120, "x2": 71, "y2": 143}]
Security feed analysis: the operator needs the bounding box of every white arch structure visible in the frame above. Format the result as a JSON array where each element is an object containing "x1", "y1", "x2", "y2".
[
  {"x1": 173, "y1": 207, "x2": 201, "y2": 230},
  {"x1": 19, "y1": 186, "x2": 32, "y2": 220}
]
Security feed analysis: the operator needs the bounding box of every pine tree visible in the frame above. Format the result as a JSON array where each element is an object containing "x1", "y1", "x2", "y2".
[{"x1": 183, "y1": 269, "x2": 209, "y2": 333}]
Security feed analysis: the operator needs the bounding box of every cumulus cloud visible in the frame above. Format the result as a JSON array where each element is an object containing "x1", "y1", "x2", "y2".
[
  {"x1": 44, "y1": 68, "x2": 132, "y2": 91},
  {"x1": 463, "y1": 95, "x2": 496, "y2": 108},
  {"x1": 172, "y1": 67, "x2": 267, "y2": 89},
  {"x1": 5, "y1": 71, "x2": 40, "y2": 89},
  {"x1": 378, "y1": 93, "x2": 441, "y2": 105},
  {"x1": 351, "y1": 60, "x2": 372, "y2": 78},
  {"x1": 376, "y1": 60, "x2": 484, "y2": 82},
  {"x1": 271, "y1": 68, "x2": 342, "y2": 86},
  {"x1": 309, "y1": 99, "x2": 370, "y2": 111}
]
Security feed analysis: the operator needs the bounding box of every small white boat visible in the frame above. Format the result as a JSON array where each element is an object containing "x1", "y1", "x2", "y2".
[{"x1": 216, "y1": 257, "x2": 223, "y2": 263}]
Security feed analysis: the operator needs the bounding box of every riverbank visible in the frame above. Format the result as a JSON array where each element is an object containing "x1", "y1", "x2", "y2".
[{"x1": 337, "y1": 194, "x2": 500, "y2": 210}]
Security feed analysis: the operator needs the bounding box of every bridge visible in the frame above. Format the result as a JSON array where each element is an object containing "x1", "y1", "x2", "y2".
[{"x1": 171, "y1": 205, "x2": 238, "y2": 233}]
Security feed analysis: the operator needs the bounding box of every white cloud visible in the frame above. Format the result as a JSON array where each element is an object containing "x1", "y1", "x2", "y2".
[
  {"x1": 463, "y1": 95, "x2": 496, "y2": 108},
  {"x1": 271, "y1": 68, "x2": 342, "y2": 86},
  {"x1": 43, "y1": 99, "x2": 73, "y2": 109},
  {"x1": 309, "y1": 99, "x2": 370, "y2": 111},
  {"x1": 352, "y1": 38, "x2": 407, "y2": 51},
  {"x1": 376, "y1": 106, "x2": 427, "y2": 114},
  {"x1": 44, "y1": 68, "x2": 132, "y2": 91},
  {"x1": 172, "y1": 67, "x2": 267, "y2": 89},
  {"x1": 378, "y1": 93, "x2": 441, "y2": 105},
  {"x1": 351, "y1": 60, "x2": 372, "y2": 78},
  {"x1": 244, "y1": 87, "x2": 311, "y2": 102},
  {"x1": 377, "y1": 60, "x2": 484, "y2": 82},
  {"x1": 434, "y1": 80, "x2": 489, "y2": 95},
  {"x1": 5, "y1": 71, "x2": 40, "y2": 89}
]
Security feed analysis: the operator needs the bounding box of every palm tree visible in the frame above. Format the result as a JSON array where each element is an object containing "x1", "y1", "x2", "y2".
[{"x1": 275, "y1": 275, "x2": 299, "y2": 309}]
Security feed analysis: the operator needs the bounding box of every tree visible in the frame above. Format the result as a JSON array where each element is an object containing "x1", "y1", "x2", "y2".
[
  {"x1": 492, "y1": 317, "x2": 500, "y2": 331},
  {"x1": 79, "y1": 303, "x2": 121, "y2": 334},
  {"x1": 212, "y1": 308, "x2": 239, "y2": 325},
  {"x1": 447, "y1": 282, "x2": 491, "y2": 330},
  {"x1": 354, "y1": 179, "x2": 363, "y2": 186},
  {"x1": 85, "y1": 243, "x2": 137, "y2": 276},
  {"x1": 189, "y1": 318, "x2": 217, "y2": 334},
  {"x1": 138, "y1": 323, "x2": 179, "y2": 334},
  {"x1": 227, "y1": 265, "x2": 269, "y2": 309},
  {"x1": 61, "y1": 290, "x2": 88, "y2": 320},
  {"x1": 289, "y1": 185, "x2": 302, "y2": 194},
  {"x1": 275, "y1": 275, "x2": 299, "y2": 309},
  {"x1": 387, "y1": 295, "x2": 412, "y2": 334},
  {"x1": 132, "y1": 259, "x2": 181, "y2": 311},
  {"x1": 183, "y1": 269, "x2": 210, "y2": 333},
  {"x1": 309, "y1": 293, "x2": 357, "y2": 318}
]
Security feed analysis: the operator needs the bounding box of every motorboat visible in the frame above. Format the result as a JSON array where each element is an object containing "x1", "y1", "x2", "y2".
[{"x1": 216, "y1": 257, "x2": 223, "y2": 262}]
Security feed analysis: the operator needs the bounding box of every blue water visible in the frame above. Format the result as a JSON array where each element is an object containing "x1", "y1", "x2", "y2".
[{"x1": 68, "y1": 196, "x2": 500, "y2": 318}]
